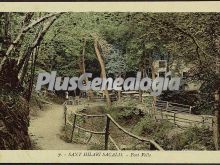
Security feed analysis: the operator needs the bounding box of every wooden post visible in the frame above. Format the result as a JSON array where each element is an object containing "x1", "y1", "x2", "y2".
[
  {"x1": 154, "y1": 116, "x2": 158, "y2": 122},
  {"x1": 86, "y1": 133, "x2": 93, "y2": 144},
  {"x1": 189, "y1": 106, "x2": 192, "y2": 114},
  {"x1": 174, "y1": 113, "x2": 176, "y2": 125},
  {"x1": 104, "y1": 115, "x2": 110, "y2": 150},
  {"x1": 160, "y1": 110, "x2": 163, "y2": 119},
  {"x1": 166, "y1": 101, "x2": 169, "y2": 111},
  {"x1": 202, "y1": 116, "x2": 205, "y2": 125},
  {"x1": 118, "y1": 90, "x2": 121, "y2": 102},
  {"x1": 63, "y1": 104, "x2": 67, "y2": 135},
  {"x1": 64, "y1": 105, "x2": 67, "y2": 126},
  {"x1": 70, "y1": 114, "x2": 77, "y2": 142},
  {"x1": 212, "y1": 118, "x2": 214, "y2": 128}
]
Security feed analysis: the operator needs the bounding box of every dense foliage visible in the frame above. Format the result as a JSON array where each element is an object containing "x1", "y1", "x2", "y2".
[{"x1": 0, "y1": 12, "x2": 220, "y2": 150}]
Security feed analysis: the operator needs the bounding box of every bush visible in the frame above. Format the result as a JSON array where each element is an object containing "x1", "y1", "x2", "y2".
[
  {"x1": 132, "y1": 115, "x2": 214, "y2": 150},
  {"x1": 105, "y1": 104, "x2": 144, "y2": 126},
  {"x1": 170, "y1": 126, "x2": 215, "y2": 150},
  {"x1": 132, "y1": 115, "x2": 174, "y2": 149}
]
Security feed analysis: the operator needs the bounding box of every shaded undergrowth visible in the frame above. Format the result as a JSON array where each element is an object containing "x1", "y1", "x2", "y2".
[{"x1": 63, "y1": 98, "x2": 215, "y2": 150}]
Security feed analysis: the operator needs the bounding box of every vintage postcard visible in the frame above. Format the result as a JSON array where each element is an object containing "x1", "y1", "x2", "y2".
[{"x1": 0, "y1": 1, "x2": 220, "y2": 164}]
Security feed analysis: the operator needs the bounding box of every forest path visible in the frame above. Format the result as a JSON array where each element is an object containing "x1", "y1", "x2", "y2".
[{"x1": 29, "y1": 103, "x2": 87, "y2": 150}]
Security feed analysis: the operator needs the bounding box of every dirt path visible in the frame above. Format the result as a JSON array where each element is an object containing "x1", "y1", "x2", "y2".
[{"x1": 29, "y1": 104, "x2": 87, "y2": 150}]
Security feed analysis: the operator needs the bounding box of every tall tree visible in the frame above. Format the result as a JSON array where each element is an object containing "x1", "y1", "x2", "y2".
[{"x1": 94, "y1": 35, "x2": 111, "y2": 106}]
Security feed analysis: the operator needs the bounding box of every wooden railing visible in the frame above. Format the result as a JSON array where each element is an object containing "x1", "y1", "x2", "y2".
[
  {"x1": 63, "y1": 101, "x2": 163, "y2": 151},
  {"x1": 153, "y1": 100, "x2": 214, "y2": 129},
  {"x1": 90, "y1": 96, "x2": 117, "y2": 102},
  {"x1": 154, "y1": 111, "x2": 214, "y2": 128},
  {"x1": 153, "y1": 100, "x2": 193, "y2": 114}
]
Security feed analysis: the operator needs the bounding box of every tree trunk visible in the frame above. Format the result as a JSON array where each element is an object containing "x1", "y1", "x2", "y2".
[
  {"x1": 211, "y1": 24, "x2": 220, "y2": 150},
  {"x1": 0, "y1": 13, "x2": 11, "y2": 56},
  {"x1": 19, "y1": 50, "x2": 31, "y2": 85},
  {"x1": 79, "y1": 37, "x2": 87, "y2": 74},
  {"x1": 94, "y1": 38, "x2": 111, "y2": 106},
  {"x1": 17, "y1": 15, "x2": 59, "y2": 75},
  {"x1": 79, "y1": 37, "x2": 88, "y2": 97},
  {"x1": 25, "y1": 46, "x2": 39, "y2": 102},
  {"x1": 0, "y1": 13, "x2": 34, "y2": 72},
  {"x1": 117, "y1": 74, "x2": 122, "y2": 102},
  {"x1": 19, "y1": 15, "x2": 44, "y2": 84},
  {"x1": 0, "y1": 13, "x2": 61, "y2": 72},
  {"x1": 213, "y1": 54, "x2": 220, "y2": 150},
  {"x1": 138, "y1": 68, "x2": 143, "y2": 103},
  {"x1": 151, "y1": 60, "x2": 157, "y2": 113},
  {"x1": 214, "y1": 89, "x2": 220, "y2": 150},
  {"x1": 140, "y1": 55, "x2": 147, "y2": 103}
]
